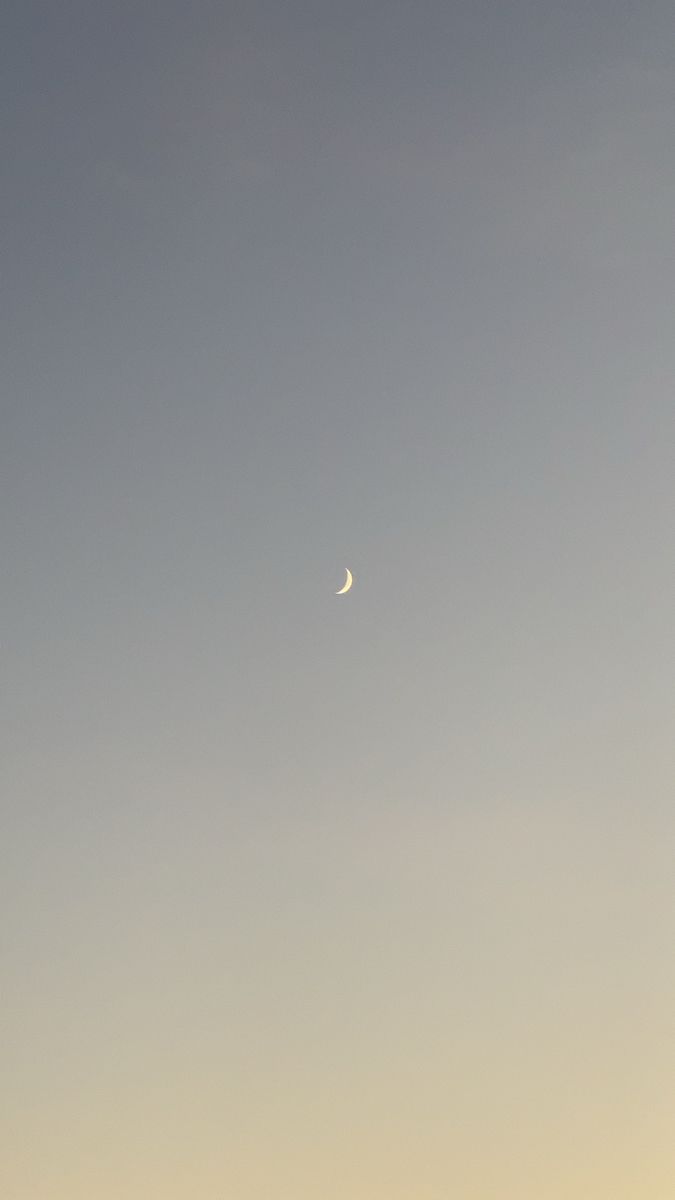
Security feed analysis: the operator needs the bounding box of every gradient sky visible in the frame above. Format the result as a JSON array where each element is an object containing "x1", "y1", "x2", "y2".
[{"x1": 2, "y1": 2, "x2": 674, "y2": 1197}]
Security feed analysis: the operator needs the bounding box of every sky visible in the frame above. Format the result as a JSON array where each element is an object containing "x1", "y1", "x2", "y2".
[{"x1": 2, "y1": 2, "x2": 674, "y2": 1196}]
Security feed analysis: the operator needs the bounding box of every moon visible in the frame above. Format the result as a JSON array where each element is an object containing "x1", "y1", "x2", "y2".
[{"x1": 336, "y1": 568, "x2": 353, "y2": 595}]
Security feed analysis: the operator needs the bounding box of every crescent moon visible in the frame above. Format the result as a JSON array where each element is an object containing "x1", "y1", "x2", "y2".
[{"x1": 336, "y1": 568, "x2": 353, "y2": 595}]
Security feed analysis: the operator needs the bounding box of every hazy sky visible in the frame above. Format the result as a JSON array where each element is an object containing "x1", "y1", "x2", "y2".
[{"x1": 2, "y1": 2, "x2": 674, "y2": 1197}]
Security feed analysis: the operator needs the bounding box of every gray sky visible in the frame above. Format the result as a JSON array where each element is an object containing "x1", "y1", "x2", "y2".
[{"x1": 2, "y1": 3, "x2": 674, "y2": 1197}]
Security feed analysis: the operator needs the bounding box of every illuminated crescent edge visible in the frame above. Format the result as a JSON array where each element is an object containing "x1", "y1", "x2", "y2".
[{"x1": 336, "y1": 568, "x2": 353, "y2": 594}]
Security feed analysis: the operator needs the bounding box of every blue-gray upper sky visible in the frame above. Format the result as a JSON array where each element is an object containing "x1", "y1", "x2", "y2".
[{"x1": 2, "y1": 3, "x2": 674, "y2": 1196}]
